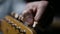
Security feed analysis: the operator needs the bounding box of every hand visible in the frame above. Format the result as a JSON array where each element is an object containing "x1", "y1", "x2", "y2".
[{"x1": 22, "y1": 1, "x2": 48, "y2": 25}]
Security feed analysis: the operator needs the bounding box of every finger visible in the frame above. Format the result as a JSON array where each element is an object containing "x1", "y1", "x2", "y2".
[
  {"x1": 32, "y1": 7, "x2": 44, "y2": 27},
  {"x1": 22, "y1": 9, "x2": 29, "y2": 15},
  {"x1": 22, "y1": 9, "x2": 34, "y2": 25},
  {"x1": 34, "y1": 8, "x2": 44, "y2": 22},
  {"x1": 34, "y1": 1, "x2": 48, "y2": 22}
]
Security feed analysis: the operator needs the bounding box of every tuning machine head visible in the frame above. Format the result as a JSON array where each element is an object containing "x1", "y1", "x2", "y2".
[
  {"x1": 14, "y1": 13, "x2": 19, "y2": 19},
  {"x1": 11, "y1": 24, "x2": 17, "y2": 28},
  {"x1": 20, "y1": 30, "x2": 26, "y2": 34},
  {"x1": 16, "y1": 26, "x2": 26, "y2": 34},
  {"x1": 8, "y1": 21, "x2": 13, "y2": 25},
  {"x1": 18, "y1": 15, "x2": 24, "y2": 21},
  {"x1": 11, "y1": 12, "x2": 15, "y2": 17},
  {"x1": 15, "y1": 26, "x2": 21, "y2": 32},
  {"x1": 32, "y1": 21, "x2": 38, "y2": 28},
  {"x1": 11, "y1": 12, "x2": 19, "y2": 19}
]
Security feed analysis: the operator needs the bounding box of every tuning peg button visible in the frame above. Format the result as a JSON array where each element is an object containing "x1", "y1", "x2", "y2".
[
  {"x1": 32, "y1": 21, "x2": 38, "y2": 28},
  {"x1": 8, "y1": 21, "x2": 13, "y2": 24},
  {"x1": 20, "y1": 30, "x2": 26, "y2": 34},
  {"x1": 16, "y1": 27, "x2": 21, "y2": 32},
  {"x1": 14, "y1": 13, "x2": 19, "y2": 19},
  {"x1": 18, "y1": 15, "x2": 23, "y2": 21},
  {"x1": 11, "y1": 12, "x2": 15, "y2": 17},
  {"x1": 15, "y1": 26, "x2": 26, "y2": 34},
  {"x1": 18, "y1": 15, "x2": 21, "y2": 20},
  {"x1": 11, "y1": 24, "x2": 17, "y2": 28}
]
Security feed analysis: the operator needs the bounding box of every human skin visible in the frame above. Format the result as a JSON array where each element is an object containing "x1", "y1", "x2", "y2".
[{"x1": 22, "y1": 1, "x2": 48, "y2": 25}]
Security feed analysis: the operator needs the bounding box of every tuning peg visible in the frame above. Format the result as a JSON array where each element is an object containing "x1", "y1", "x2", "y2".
[
  {"x1": 32, "y1": 21, "x2": 38, "y2": 28},
  {"x1": 18, "y1": 15, "x2": 21, "y2": 20},
  {"x1": 8, "y1": 21, "x2": 13, "y2": 25},
  {"x1": 16, "y1": 27, "x2": 21, "y2": 32},
  {"x1": 21, "y1": 30, "x2": 26, "y2": 32},
  {"x1": 14, "y1": 13, "x2": 19, "y2": 19},
  {"x1": 11, "y1": 23, "x2": 16, "y2": 26},
  {"x1": 16, "y1": 27, "x2": 26, "y2": 34},
  {"x1": 18, "y1": 15, "x2": 24, "y2": 21},
  {"x1": 11, "y1": 12, "x2": 15, "y2": 17},
  {"x1": 20, "y1": 30, "x2": 26, "y2": 34}
]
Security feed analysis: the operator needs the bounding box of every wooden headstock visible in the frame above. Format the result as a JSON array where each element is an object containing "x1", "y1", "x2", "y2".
[{"x1": 0, "y1": 14, "x2": 36, "y2": 34}]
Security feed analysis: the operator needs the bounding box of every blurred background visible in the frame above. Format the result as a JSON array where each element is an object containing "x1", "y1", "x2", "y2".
[
  {"x1": 0, "y1": 0, "x2": 26, "y2": 19},
  {"x1": 0, "y1": 0, "x2": 60, "y2": 34}
]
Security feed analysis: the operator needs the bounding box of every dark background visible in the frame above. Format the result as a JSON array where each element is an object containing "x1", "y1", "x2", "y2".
[
  {"x1": 25, "y1": 0, "x2": 60, "y2": 34},
  {"x1": 25, "y1": 0, "x2": 59, "y2": 17}
]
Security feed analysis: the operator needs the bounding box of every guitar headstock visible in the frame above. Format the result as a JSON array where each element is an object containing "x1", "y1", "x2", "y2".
[{"x1": 0, "y1": 12, "x2": 36, "y2": 34}]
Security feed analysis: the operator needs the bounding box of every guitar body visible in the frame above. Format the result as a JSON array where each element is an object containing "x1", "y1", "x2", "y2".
[{"x1": 0, "y1": 15, "x2": 36, "y2": 34}]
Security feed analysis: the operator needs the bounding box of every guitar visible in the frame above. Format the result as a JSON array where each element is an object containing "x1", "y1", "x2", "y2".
[{"x1": 0, "y1": 12, "x2": 36, "y2": 34}]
